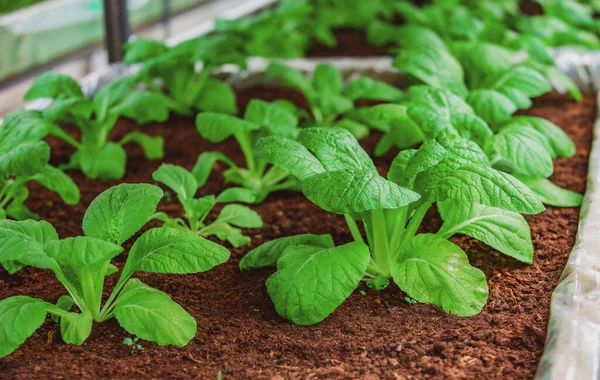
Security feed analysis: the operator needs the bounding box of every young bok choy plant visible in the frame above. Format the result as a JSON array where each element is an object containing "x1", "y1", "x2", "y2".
[
  {"x1": 0, "y1": 183, "x2": 230, "y2": 357},
  {"x1": 123, "y1": 35, "x2": 244, "y2": 116},
  {"x1": 356, "y1": 85, "x2": 582, "y2": 207},
  {"x1": 195, "y1": 99, "x2": 302, "y2": 203},
  {"x1": 25, "y1": 72, "x2": 167, "y2": 180},
  {"x1": 240, "y1": 127, "x2": 544, "y2": 325},
  {"x1": 151, "y1": 163, "x2": 262, "y2": 247},
  {"x1": 0, "y1": 110, "x2": 79, "y2": 220},
  {"x1": 266, "y1": 62, "x2": 403, "y2": 138}
]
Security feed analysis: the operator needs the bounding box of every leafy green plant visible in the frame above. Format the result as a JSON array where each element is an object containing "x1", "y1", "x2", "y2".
[
  {"x1": 24, "y1": 72, "x2": 167, "y2": 180},
  {"x1": 355, "y1": 85, "x2": 582, "y2": 207},
  {"x1": 151, "y1": 163, "x2": 262, "y2": 247},
  {"x1": 266, "y1": 62, "x2": 404, "y2": 138},
  {"x1": 240, "y1": 127, "x2": 543, "y2": 324},
  {"x1": 194, "y1": 99, "x2": 302, "y2": 202},
  {"x1": 123, "y1": 35, "x2": 244, "y2": 116},
  {"x1": 215, "y1": 0, "x2": 335, "y2": 58},
  {"x1": 0, "y1": 183, "x2": 230, "y2": 356},
  {"x1": 0, "y1": 109, "x2": 79, "y2": 220}
]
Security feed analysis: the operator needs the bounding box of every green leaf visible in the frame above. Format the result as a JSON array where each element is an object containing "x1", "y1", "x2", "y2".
[
  {"x1": 78, "y1": 143, "x2": 127, "y2": 180},
  {"x1": 302, "y1": 169, "x2": 420, "y2": 214},
  {"x1": 266, "y1": 62, "x2": 311, "y2": 95},
  {"x1": 24, "y1": 72, "x2": 84, "y2": 101},
  {"x1": 196, "y1": 113, "x2": 259, "y2": 143},
  {"x1": 419, "y1": 165, "x2": 545, "y2": 214},
  {"x1": 215, "y1": 188, "x2": 256, "y2": 204},
  {"x1": 195, "y1": 78, "x2": 238, "y2": 115},
  {"x1": 204, "y1": 223, "x2": 251, "y2": 248},
  {"x1": 393, "y1": 46, "x2": 467, "y2": 97},
  {"x1": 152, "y1": 164, "x2": 198, "y2": 201},
  {"x1": 266, "y1": 242, "x2": 370, "y2": 325},
  {"x1": 191, "y1": 151, "x2": 237, "y2": 188},
  {"x1": 124, "y1": 227, "x2": 230, "y2": 274},
  {"x1": 240, "y1": 234, "x2": 334, "y2": 270},
  {"x1": 491, "y1": 126, "x2": 554, "y2": 178},
  {"x1": 437, "y1": 200, "x2": 533, "y2": 263},
  {"x1": 504, "y1": 116, "x2": 575, "y2": 158},
  {"x1": 256, "y1": 136, "x2": 325, "y2": 181},
  {"x1": 312, "y1": 64, "x2": 343, "y2": 94},
  {"x1": 486, "y1": 66, "x2": 551, "y2": 99},
  {"x1": 391, "y1": 234, "x2": 488, "y2": 316},
  {"x1": 0, "y1": 220, "x2": 59, "y2": 271},
  {"x1": 5, "y1": 202, "x2": 39, "y2": 221},
  {"x1": 93, "y1": 76, "x2": 135, "y2": 121},
  {"x1": 467, "y1": 90, "x2": 517, "y2": 124},
  {"x1": 334, "y1": 119, "x2": 370, "y2": 140},
  {"x1": 112, "y1": 91, "x2": 171, "y2": 124},
  {"x1": 31, "y1": 165, "x2": 80, "y2": 205},
  {"x1": 0, "y1": 141, "x2": 50, "y2": 179},
  {"x1": 45, "y1": 237, "x2": 123, "y2": 267},
  {"x1": 314, "y1": 93, "x2": 354, "y2": 120},
  {"x1": 0, "y1": 296, "x2": 49, "y2": 358},
  {"x1": 82, "y1": 183, "x2": 164, "y2": 245},
  {"x1": 297, "y1": 128, "x2": 376, "y2": 173},
  {"x1": 60, "y1": 310, "x2": 92, "y2": 345},
  {"x1": 114, "y1": 279, "x2": 196, "y2": 346},
  {"x1": 344, "y1": 77, "x2": 403, "y2": 102},
  {"x1": 244, "y1": 99, "x2": 298, "y2": 139},
  {"x1": 215, "y1": 204, "x2": 262, "y2": 228},
  {"x1": 513, "y1": 175, "x2": 583, "y2": 207},
  {"x1": 123, "y1": 38, "x2": 169, "y2": 64},
  {"x1": 120, "y1": 132, "x2": 164, "y2": 160},
  {"x1": 51, "y1": 295, "x2": 75, "y2": 323}
]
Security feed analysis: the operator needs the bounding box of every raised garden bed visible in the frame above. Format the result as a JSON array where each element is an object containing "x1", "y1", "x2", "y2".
[
  {"x1": 0, "y1": 87, "x2": 594, "y2": 378},
  {"x1": 2, "y1": 0, "x2": 600, "y2": 377}
]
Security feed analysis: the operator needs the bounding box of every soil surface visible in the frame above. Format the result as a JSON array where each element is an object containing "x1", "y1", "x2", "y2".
[{"x1": 0, "y1": 90, "x2": 595, "y2": 379}]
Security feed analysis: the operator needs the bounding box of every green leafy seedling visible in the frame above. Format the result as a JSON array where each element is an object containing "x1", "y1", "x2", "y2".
[
  {"x1": 195, "y1": 99, "x2": 302, "y2": 202},
  {"x1": 0, "y1": 183, "x2": 230, "y2": 357},
  {"x1": 152, "y1": 163, "x2": 262, "y2": 247},
  {"x1": 266, "y1": 62, "x2": 404, "y2": 138},
  {"x1": 241, "y1": 127, "x2": 543, "y2": 324},
  {"x1": 0, "y1": 110, "x2": 79, "y2": 222},
  {"x1": 24, "y1": 72, "x2": 168, "y2": 180},
  {"x1": 124, "y1": 35, "x2": 244, "y2": 116}
]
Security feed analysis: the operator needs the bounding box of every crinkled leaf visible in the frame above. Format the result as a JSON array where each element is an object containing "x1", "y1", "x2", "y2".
[
  {"x1": 45, "y1": 237, "x2": 123, "y2": 267},
  {"x1": 82, "y1": 183, "x2": 163, "y2": 245},
  {"x1": 256, "y1": 136, "x2": 325, "y2": 181},
  {"x1": 124, "y1": 227, "x2": 229, "y2": 274},
  {"x1": 302, "y1": 169, "x2": 420, "y2": 214}
]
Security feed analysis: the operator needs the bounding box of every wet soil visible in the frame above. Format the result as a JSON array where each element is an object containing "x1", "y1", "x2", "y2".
[{"x1": 0, "y1": 90, "x2": 595, "y2": 379}]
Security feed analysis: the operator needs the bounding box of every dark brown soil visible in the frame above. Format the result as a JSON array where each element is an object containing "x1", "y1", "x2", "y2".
[
  {"x1": 0, "y1": 89, "x2": 595, "y2": 379},
  {"x1": 307, "y1": 29, "x2": 391, "y2": 58}
]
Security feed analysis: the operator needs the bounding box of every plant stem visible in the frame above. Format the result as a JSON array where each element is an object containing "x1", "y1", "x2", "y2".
[
  {"x1": 344, "y1": 214, "x2": 364, "y2": 243},
  {"x1": 389, "y1": 206, "x2": 408, "y2": 258},
  {"x1": 183, "y1": 64, "x2": 213, "y2": 107},
  {"x1": 235, "y1": 132, "x2": 256, "y2": 173},
  {"x1": 80, "y1": 266, "x2": 99, "y2": 320},
  {"x1": 370, "y1": 209, "x2": 391, "y2": 276},
  {"x1": 400, "y1": 202, "x2": 433, "y2": 248}
]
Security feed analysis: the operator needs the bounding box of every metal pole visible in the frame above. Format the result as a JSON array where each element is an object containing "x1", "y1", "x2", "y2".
[
  {"x1": 103, "y1": 0, "x2": 130, "y2": 63},
  {"x1": 162, "y1": 0, "x2": 171, "y2": 39}
]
